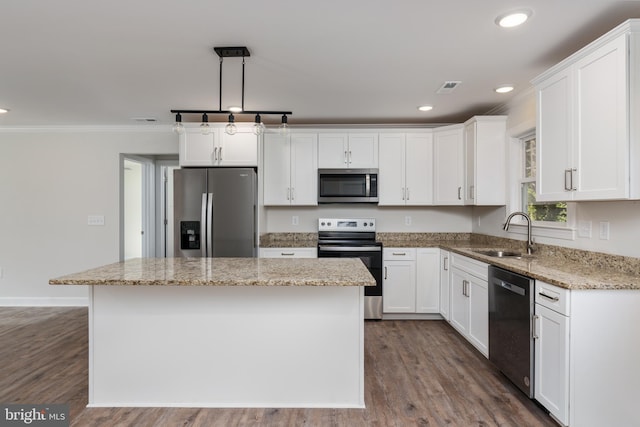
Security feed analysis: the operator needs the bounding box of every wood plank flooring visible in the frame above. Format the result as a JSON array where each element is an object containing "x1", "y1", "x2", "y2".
[{"x1": 0, "y1": 308, "x2": 557, "y2": 426}]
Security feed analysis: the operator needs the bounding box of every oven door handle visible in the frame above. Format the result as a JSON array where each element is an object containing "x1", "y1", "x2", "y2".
[{"x1": 318, "y1": 245, "x2": 382, "y2": 252}]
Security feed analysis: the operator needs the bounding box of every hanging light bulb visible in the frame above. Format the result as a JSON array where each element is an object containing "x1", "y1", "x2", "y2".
[
  {"x1": 225, "y1": 113, "x2": 237, "y2": 135},
  {"x1": 253, "y1": 114, "x2": 265, "y2": 135},
  {"x1": 279, "y1": 114, "x2": 289, "y2": 135},
  {"x1": 200, "y1": 113, "x2": 211, "y2": 135},
  {"x1": 172, "y1": 113, "x2": 185, "y2": 135}
]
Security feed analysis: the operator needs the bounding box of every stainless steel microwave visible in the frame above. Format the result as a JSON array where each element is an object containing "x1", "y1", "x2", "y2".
[{"x1": 318, "y1": 169, "x2": 379, "y2": 203}]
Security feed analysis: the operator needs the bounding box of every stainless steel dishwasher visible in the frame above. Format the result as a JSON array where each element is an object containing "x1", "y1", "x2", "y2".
[{"x1": 488, "y1": 265, "x2": 535, "y2": 398}]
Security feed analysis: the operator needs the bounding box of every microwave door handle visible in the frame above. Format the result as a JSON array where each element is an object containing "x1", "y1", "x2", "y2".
[{"x1": 366, "y1": 174, "x2": 371, "y2": 197}]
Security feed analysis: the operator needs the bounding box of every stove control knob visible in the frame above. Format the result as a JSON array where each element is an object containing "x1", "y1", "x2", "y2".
[
  {"x1": 321, "y1": 222, "x2": 325, "y2": 226},
  {"x1": 369, "y1": 222, "x2": 374, "y2": 226},
  {"x1": 362, "y1": 222, "x2": 367, "y2": 227},
  {"x1": 327, "y1": 222, "x2": 332, "y2": 226}
]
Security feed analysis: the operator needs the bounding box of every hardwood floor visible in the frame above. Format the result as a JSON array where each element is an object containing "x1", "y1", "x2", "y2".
[{"x1": 0, "y1": 308, "x2": 556, "y2": 426}]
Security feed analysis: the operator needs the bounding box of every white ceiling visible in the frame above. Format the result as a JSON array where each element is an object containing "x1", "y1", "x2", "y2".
[{"x1": 1, "y1": 0, "x2": 639, "y2": 127}]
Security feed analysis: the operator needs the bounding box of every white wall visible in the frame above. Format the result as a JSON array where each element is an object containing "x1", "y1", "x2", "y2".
[{"x1": 0, "y1": 128, "x2": 178, "y2": 305}]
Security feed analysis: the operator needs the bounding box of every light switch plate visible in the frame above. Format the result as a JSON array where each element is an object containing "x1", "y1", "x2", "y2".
[
  {"x1": 88, "y1": 215, "x2": 105, "y2": 226},
  {"x1": 578, "y1": 220, "x2": 592, "y2": 238},
  {"x1": 405, "y1": 216, "x2": 412, "y2": 226},
  {"x1": 599, "y1": 221, "x2": 610, "y2": 240}
]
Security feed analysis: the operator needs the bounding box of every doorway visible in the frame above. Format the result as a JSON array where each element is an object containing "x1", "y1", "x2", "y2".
[{"x1": 120, "y1": 155, "x2": 178, "y2": 261}]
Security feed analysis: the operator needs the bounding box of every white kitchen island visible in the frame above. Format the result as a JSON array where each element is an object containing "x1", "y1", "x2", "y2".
[{"x1": 50, "y1": 257, "x2": 375, "y2": 408}]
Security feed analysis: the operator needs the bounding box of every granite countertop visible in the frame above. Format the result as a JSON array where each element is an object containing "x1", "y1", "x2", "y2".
[
  {"x1": 378, "y1": 233, "x2": 640, "y2": 291},
  {"x1": 49, "y1": 257, "x2": 375, "y2": 287},
  {"x1": 259, "y1": 232, "x2": 640, "y2": 290}
]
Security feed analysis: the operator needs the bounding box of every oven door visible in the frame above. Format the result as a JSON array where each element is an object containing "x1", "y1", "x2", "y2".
[{"x1": 318, "y1": 244, "x2": 382, "y2": 319}]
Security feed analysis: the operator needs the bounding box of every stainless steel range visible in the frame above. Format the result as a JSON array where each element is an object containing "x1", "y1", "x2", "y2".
[{"x1": 317, "y1": 218, "x2": 383, "y2": 319}]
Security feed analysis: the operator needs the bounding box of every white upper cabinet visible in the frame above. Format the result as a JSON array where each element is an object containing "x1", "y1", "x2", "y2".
[
  {"x1": 433, "y1": 125, "x2": 464, "y2": 205},
  {"x1": 263, "y1": 132, "x2": 318, "y2": 206},
  {"x1": 179, "y1": 126, "x2": 258, "y2": 167},
  {"x1": 533, "y1": 20, "x2": 640, "y2": 201},
  {"x1": 463, "y1": 116, "x2": 507, "y2": 205},
  {"x1": 378, "y1": 133, "x2": 433, "y2": 206},
  {"x1": 318, "y1": 133, "x2": 378, "y2": 168}
]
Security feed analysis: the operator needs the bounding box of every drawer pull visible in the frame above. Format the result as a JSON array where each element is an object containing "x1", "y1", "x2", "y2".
[
  {"x1": 539, "y1": 291, "x2": 560, "y2": 302},
  {"x1": 280, "y1": 252, "x2": 295, "y2": 256},
  {"x1": 392, "y1": 252, "x2": 407, "y2": 256}
]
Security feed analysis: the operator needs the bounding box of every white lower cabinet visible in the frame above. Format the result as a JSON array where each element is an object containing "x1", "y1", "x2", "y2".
[
  {"x1": 416, "y1": 248, "x2": 440, "y2": 313},
  {"x1": 383, "y1": 249, "x2": 417, "y2": 313},
  {"x1": 259, "y1": 247, "x2": 317, "y2": 258},
  {"x1": 533, "y1": 280, "x2": 640, "y2": 427},
  {"x1": 383, "y1": 248, "x2": 440, "y2": 314},
  {"x1": 439, "y1": 250, "x2": 450, "y2": 321},
  {"x1": 449, "y1": 253, "x2": 488, "y2": 357},
  {"x1": 534, "y1": 301, "x2": 569, "y2": 425}
]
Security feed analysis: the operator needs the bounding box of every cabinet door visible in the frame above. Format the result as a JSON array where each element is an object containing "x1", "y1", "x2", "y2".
[
  {"x1": 290, "y1": 133, "x2": 318, "y2": 206},
  {"x1": 468, "y1": 276, "x2": 488, "y2": 357},
  {"x1": 378, "y1": 134, "x2": 406, "y2": 205},
  {"x1": 536, "y1": 69, "x2": 573, "y2": 201},
  {"x1": 464, "y1": 121, "x2": 476, "y2": 205},
  {"x1": 573, "y1": 34, "x2": 628, "y2": 200},
  {"x1": 179, "y1": 128, "x2": 217, "y2": 166},
  {"x1": 348, "y1": 133, "x2": 379, "y2": 168},
  {"x1": 433, "y1": 126, "x2": 464, "y2": 205},
  {"x1": 439, "y1": 251, "x2": 451, "y2": 321},
  {"x1": 383, "y1": 261, "x2": 416, "y2": 313},
  {"x1": 534, "y1": 304, "x2": 569, "y2": 426},
  {"x1": 218, "y1": 131, "x2": 258, "y2": 166},
  {"x1": 405, "y1": 133, "x2": 433, "y2": 205},
  {"x1": 416, "y1": 248, "x2": 440, "y2": 313},
  {"x1": 263, "y1": 133, "x2": 291, "y2": 206},
  {"x1": 449, "y1": 267, "x2": 469, "y2": 335},
  {"x1": 318, "y1": 133, "x2": 348, "y2": 168}
]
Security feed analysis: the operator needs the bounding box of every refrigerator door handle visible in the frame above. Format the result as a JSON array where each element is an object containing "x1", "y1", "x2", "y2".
[
  {"x1": 200, "y1": 193, "x2": 207, "y2": 257},
  {"x1": 206, "y1": 192, "x2": 214, "y2": 257}
]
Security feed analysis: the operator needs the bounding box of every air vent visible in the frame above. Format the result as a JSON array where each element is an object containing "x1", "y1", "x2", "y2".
[{"x1": 436, "y1": 81, "x2": 462, "y2": 94}]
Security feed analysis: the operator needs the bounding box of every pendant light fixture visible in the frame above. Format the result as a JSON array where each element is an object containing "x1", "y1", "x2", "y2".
[{"x1": 171, "y1": 46, "x2": 292, "y2": 135}]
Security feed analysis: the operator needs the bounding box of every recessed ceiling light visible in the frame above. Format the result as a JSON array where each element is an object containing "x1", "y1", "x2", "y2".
[
  {"x1": 0, "y1": 108, "x2": 9, "y2": 114},
  {"x1": 496, "y1": 10, "x2": 531, "y2": 28},
  {"x1": 418, "y1": 105, "x2": 433, "y2": 112},
  {"x1": 228, "y1": 106, "x2": 243, "y2": 113},
  {"x1": 495, "y1": 85, "x2": 514, "y2": 94}
]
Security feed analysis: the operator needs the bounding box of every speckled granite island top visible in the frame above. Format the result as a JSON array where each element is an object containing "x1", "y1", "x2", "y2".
[{"x1": 49, "y1": 257, "x2": 376, "y2": 287}]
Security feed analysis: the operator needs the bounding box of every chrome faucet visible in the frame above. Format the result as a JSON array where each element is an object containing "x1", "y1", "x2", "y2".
[{"x1": 503, "y1": 211, "x2": 535, "y2": 255}]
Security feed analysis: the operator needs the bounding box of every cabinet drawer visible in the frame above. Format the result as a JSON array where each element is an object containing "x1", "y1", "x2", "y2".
[
  {"x1": 259, "y1": 248, "x2": 318, "y2": 258},
  {"x1": 535, "y1": 280, "x2": 570, "y2": 315},
  {"x1": 450, "y1": 253, "x2": 488, "y2": 280},
  {"x1": 383, "y1": 248, "x2": 416, "y2": 261}
]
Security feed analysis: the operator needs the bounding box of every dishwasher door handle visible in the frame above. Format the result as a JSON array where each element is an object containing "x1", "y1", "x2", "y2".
[{"x1": 497, "y1": 280, "x2": 526, "y2": 296}]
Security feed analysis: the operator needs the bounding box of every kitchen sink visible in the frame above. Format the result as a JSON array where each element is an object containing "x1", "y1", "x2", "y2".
[{"x1": 473, "y1": 249, "x2": 523, "y2": 258}]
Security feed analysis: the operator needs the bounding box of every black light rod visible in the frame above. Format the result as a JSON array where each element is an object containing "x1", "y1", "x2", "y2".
[{"x1": 170, "y1": 110, "x2": 292, "y2": 115}]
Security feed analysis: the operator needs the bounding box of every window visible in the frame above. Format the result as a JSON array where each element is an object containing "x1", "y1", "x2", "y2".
[{"x1": 520, "y1": 134, "x2": 567, "y2": 223}]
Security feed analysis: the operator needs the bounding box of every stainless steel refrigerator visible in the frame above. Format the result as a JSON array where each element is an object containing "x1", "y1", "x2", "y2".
[{"x1": 174, "y1": 168, "x2": 257, "y2": 257}]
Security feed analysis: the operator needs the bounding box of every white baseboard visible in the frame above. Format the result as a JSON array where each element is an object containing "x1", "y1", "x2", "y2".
[{"x1": 0, "y1": 297, "x2": 89, "y2": 307}]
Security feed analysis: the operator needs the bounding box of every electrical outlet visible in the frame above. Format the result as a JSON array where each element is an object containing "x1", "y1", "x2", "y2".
[
  {"x1": 291, "y1": 216, "x2": 299, "y2": 226},
  {"x1": 0, "y1": 267, "x2": 3, "y2": 279},
  {"x1": 599, "y1": 221, "x2": 610, "y2": 240},
  {"x1": 88, "y1": 215, "x2": 105, "y2": 226},
  {"x1": 405, "y1": 216, "x2": 412, "y2": 226},
  {"x1": 578, "y1": 220, "x2": 592, "y2": 238}
]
